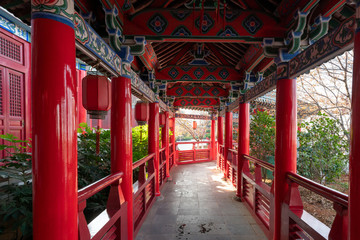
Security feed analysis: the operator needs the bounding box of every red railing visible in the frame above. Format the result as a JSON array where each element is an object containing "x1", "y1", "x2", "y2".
[
  {"x1": 219, "y1": 144, "x2": 225, "y2": 172},
  {"x1": 132, "y1": 153, "x2": 156, "y2": 235},
  {"x1": 78, "y1": 172, "x2": 127, "y2": 240},
  {"x1": 222, "y1": 151, "x2": 349, "y2": 240},
  {"x1": 159, "y1": 147, "x2": 167, "y2": 187},
  {"x1": 175, "y1": 141, "x2": 212, "y2": 164},
  {"x1": 286, "y1": 172, "x2": 348, "y2": 240},
  {"x1": 169, "y1": 143, "x2": 174, "y2": 169}
]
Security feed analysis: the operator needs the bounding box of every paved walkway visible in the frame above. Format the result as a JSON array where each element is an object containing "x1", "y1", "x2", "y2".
[{"x1": 136, "y1": 162, "x2": 268, "y2": 240}]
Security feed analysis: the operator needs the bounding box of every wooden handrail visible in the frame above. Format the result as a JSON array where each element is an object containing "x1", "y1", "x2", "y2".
[
  {"x1": 287, "y1": 172, "x2": 348, "y2": 207},
  {"x1": 132, "y1": 153, "x2": 155, "y2": 170},
  {"x1": 78, "y1": 172, "x2": 123, "y2": 202},
  {"x1": 159, "y1": 147, "x2": 166, "y2": 152},
  {"x1": 243, "y1": 154, "x2": 275, "y2": 171},
  {"x1": 228, "y1": 149, "x2": 238, "y2": 154}
]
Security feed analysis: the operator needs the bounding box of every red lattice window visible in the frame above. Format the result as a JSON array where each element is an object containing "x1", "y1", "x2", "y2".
[
  {"x1": 9, "y1": 73, "x2": 22, "y2": 117},
  {"x1": 0, "y1": 69, "x2": 2, "y2": 116},
  {"x1": 0, "y1": 34, "x2": 22, "y2": 63}
]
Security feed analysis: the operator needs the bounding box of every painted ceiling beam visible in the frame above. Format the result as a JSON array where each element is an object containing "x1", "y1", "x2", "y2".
[
  {"x1": 252, "y1": 57, "x2": 274, "y2": 74},
  {"x1": 206, "y1": 43, "x2": 232, "y2": 66},
  {"x1": 312, "y1": 0, "x2": 346, "y2": 18},
  {"x1": 156, "y1": 66, "x2": 242, "y2": 82},
  {"x1": 235, "y1": 44, "x2": 265, "y2": 72},
  {"x1": 174, "y1": 113, "x2": 216, "y2": 120},
  {"x1": 167, "y1": 85, "x2": 228, "y2": 98},
  {"x1": 150, "y1": 0, "x2": 174, "y2": 8},
  {"x1": 173, "y1": 98, "x2": 220, "y2": 107},
  {"x1": 138, "y1": 43, "x2": 158, "y2": 70},
  {"x1": 167, "y1": 43, "x2": 193, "y2": 66},
  {"x1": 124, "y1": 10, "x2": 286, "y2": 43}
]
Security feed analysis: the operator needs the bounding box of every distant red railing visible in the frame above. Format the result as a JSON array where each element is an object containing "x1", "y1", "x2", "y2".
[
  {"x1": 132, "y1": 153, "x2": 156, "y2": 235},
  {"x1": 159, "y1": 147, "x2": 167, "y2": 187},
  {"x1": 175, "y1": 141, "x2": 212, "y2": 164},
  {"x1": 219, "y1": 144, "x2": 225, "y2": 172},
  {"x1": 169, "y1": 143, "x2": 175, "y2": 169},
  {"x1": 222, "y1": 151, "x2": 349, "y2": 240},
  {"x1": 78, "y1": 172, "x2": 127, "y2": 240}
]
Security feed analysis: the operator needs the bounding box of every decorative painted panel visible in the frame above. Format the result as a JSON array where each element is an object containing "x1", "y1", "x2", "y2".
[
  {"x1": 175, "y1": 113, "x2": 217, "y2": 120},
  {"x1": 156, "y1": 66, "x2": 241, "y2": 82},
  {"x1": 289, "y1": 16, "x2": 355, "y2": 78},
  {"x1": 173, "y1": 98, "x2": 219, "y2": 107},
  {"x1": 0, "y1": 13, "x2": 31, "y2": 42},
  {"x1": 167, "y1": 86, "x2": 228, "y2": 97},
  {"x1": 126, "y1": 10, "x2": 286, "y2": 42}
]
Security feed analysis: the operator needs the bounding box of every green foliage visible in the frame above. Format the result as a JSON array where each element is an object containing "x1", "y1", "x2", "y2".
[
  {"x1": 297, "y1": 113, "x2": 349, "y2": 183},
  {"x1": 250, "y1": 111, "x2": 276, "y2": 160},
  {"x1": 77, "y1": 123, "x2": 111, "y2": 189},
  {"x1": 0, "y1": 134, "x2": 32, "y2": 239},
  {"x1": 132, "y1": 125, "x2": 149, "y2": 162}
]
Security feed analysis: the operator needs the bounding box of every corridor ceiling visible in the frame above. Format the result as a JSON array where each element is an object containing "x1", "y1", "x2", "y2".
[{"x1": 1, "y1": 0, "x2": 355, "y2": 112}]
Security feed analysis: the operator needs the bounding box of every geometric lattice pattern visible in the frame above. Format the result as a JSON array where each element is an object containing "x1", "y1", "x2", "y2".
[
  {"x1": 173, "y1": 98, "x2": 220, "y2": 107},
  {"x1": 0, "y1": 36, "x2": 21, "y2": 62},
  {"x1": 194, "y1": 68, "x2": 204, "y2": 79},
  {"x1": 219, "y1": 68, "x2": 230, "y2": 79},
  {"x1": 169, "y1": 67, "x2": 179, "y2": 79},
  {"x1": 243, "y1": 14, "x2": 263, "y2": 35},
  {"x1": 9, "y1": 73, "x2": 22, "y2": 117},
  {"x1": 167, "y1": 86, "x2": 228, "y2": 97},
  {"x1": 148, "y1": 14, "x2": 168, "y2": 34}
]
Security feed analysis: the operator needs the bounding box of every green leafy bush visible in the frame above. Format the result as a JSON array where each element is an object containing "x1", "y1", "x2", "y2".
[
  {"x1": 0, "y1": 134, "x2": 32, "y2": 239},
  {"x1": 297, "y1": 113, "x2": 349, "y2": 183},
  {"x1": 250, "y1": 111, "x2": 276, "y2": 161}
]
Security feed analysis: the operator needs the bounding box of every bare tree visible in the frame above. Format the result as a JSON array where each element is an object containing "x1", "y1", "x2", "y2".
[
  {"x1": 297, "y1": 51, "x2": 352, "y2": 141},
  {"x1": 175, "y1": 118, "x2": 209, "y2": 141}
]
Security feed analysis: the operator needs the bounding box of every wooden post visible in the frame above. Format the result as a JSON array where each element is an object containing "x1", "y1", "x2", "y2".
[
  {"x1": 31, "y1": 1, "x2": 77, "y2": 239},
  {"x1": 273, "y1": 77, "x2": 297, "y2": 240},
  {"x1": 149, "y1": 103, "x2": 160, "y2": 196}
]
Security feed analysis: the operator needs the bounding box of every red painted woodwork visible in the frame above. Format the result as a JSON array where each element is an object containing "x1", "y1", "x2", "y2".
[
  {"x1": 211, "y1": 119, "x2": 216, "y2": 160},
  {"x1": 157, "y1": 66, "x2": 241, "y2": 82},
  {"x1": 158, "y1": 147, "x2": 168, "y2": 186},
  {"x1": 237, "y1": 103, "x2": 250, "y2": 198},
  {"x1": 161, "y1": 111, "x2": 170, "y2": 178},
  {"x1": 78, "y1": 172, "x2": 128, "y2": 240},
  {"x1": 193, "y1": 121, "x2": 197, "y2": 129},
  {"x1": 167, "y1": 85, "x2": 228, "y2": 97},
  {"x1": 148, "y1": 102, "x2": 160, "y2": 196},
  {"x1": 175, "y1": 141, "x2": 213, "y2": 164},
  {"x1": 32, "y1": 16, "x2": 78, "y2": 240},
  {"x1": 217, "y1": 116, "x2": 224, "y2": 169},
  {"x1": 273, "y1": 78, "x2": 297, "y2": 240},
  {"x1": 349, "y1": 12, "x2": 360, "y2": 240},
  {"x1": 82, "y1": 75, "x2": 111, "y2": 119},
  {"x1": 111, "y1": 76, "x2": 133, "y2": 240},
  {"x1": 159, "y1": 112, "x2": 165, "y2": 127},
  {"x1": 170, "y1": 117, "x2": 176, "y2": 166},
  {"x1": 135, "y1": 101, "x2": 149, "y2": 125},
  {"x1": 132, "y1": 153, "x2": 156, "y2": 236},
  {"x1": 0, "y1": 27, "x2": 31, "y2": 149},
  {"x1": 77, "y1": 69, "x2": 87, "y2": 125},
  {"x1": 173, "y1": 98, "x2": 219, "y2": 108},
  {"x1": 224, "y1": 111, "x2": 233, "y2": 178},
  {"x1": 124, "y1": 10, "x2": 286, "y2": 41}
]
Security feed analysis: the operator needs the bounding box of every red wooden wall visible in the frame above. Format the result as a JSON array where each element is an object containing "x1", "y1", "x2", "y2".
[{"x1": 0, "y1": 27, "x2": 31, "y2": 148}]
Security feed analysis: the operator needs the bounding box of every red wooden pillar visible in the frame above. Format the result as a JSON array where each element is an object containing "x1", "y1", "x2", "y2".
[
  {"x1": 149, "y1": 102, "x2": 160, "y2": 196},
  {"x1": 111, "y1": 76, "x2": 133, "y2": 240},
  {"x1": 236, "y1": 103, "x2": 250, "y2": 198},
  {"x1": 31, "y1": 1, "x2": 78, "y2": 239},
  {"x1": 224, "y1": 111, "x2": 233, "y2": 178},
  {"x1": 217, "y1": 116, "x2": 224, "y2": 169},
  {"x1": 162, "y1": 111, "x2": 170, "y2": 177},
  {"x1": 273, "y1": 78, "x2": 297, "y2": 240},
  {"x1": 350, "y1": 6, "x2": 360, "y2": 239},
  {"x1": 211, "y1": 118, "x2": 216, "y2": 160}
]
